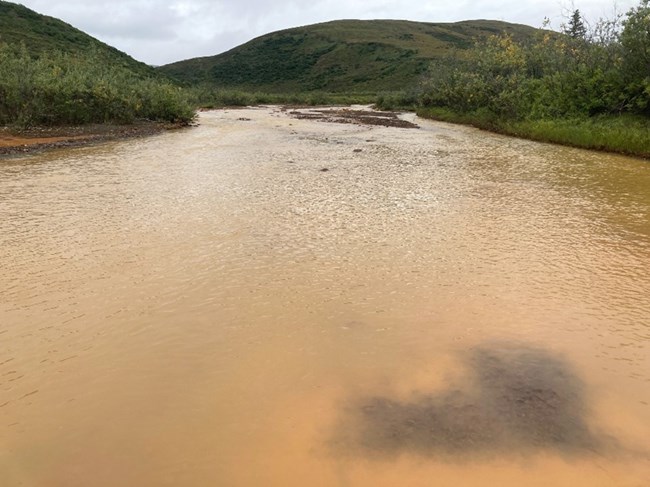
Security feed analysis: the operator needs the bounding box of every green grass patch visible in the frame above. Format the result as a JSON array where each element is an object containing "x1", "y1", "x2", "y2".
[
  {"x1": 374, "y1": 91, "x2": 419, "y2": 111},
  {"x1": 508, "y1": 116, "x2": 650, "y2": 157},
  {"x1": 417, "y1": 107, "x2": 650, "y2": 158}
]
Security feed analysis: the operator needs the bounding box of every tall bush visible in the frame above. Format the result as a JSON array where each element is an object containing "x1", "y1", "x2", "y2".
[
  {"x1": 0, "y1": 43, "x2": 195, "y2": 127},
  {"x1": 420, "y1": 0, "x2": 650, "y2": 121}
]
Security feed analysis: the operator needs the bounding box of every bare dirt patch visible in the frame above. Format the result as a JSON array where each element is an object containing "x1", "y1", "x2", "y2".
[
  {"x1": 0, "y1": 122, "x2": 183, "y2": 156},
  {"x1": 286, "y1": 108, "x2": 419, "y2": 129}
]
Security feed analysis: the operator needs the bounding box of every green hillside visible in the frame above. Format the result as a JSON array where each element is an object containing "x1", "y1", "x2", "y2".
[
  {"x1": 0, "y1": 0, "x2": 157, "y2": 78},
  {"x1": 159, "y1": 19, "x2": 539, "y2": 92},
  {"x1": 0, "y1": 1, "x2": 193, "y2": 126}
]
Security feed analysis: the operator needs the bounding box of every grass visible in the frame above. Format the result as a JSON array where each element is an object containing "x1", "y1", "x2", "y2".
[
  {"x1": 417, "y1": 107, "x2": 650, "y2": 158},
  {"x1": 511, "y1": 116, "x2": 650, "y2": 157}
]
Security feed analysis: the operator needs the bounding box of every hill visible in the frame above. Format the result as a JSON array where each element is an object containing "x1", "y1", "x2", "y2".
[
  {"x1": 0, "y1": 1, "x2": 193, "y2": 127},
  {"x1": 0, "y1": 0, "x2": 157, "y2": 78},
  {"x1": 159, "y1": 19, "x2": 539, "y2": 92}
]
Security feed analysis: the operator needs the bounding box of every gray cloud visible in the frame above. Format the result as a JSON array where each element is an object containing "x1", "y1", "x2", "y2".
[{"x1": 16, "y1": 0, "x2": 639, "y2": 65}]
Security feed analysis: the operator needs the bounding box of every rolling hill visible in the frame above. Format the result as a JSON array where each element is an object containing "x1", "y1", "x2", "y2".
[
  {"x1": 0, "y1": 0, "x2": 158, "y2": 78},
  {"x1": 0, "y1": 1, "x2": 194, "y2": 126},
  {"x1": 159, "y1": 19, "x2": 539, "y2": 93}
]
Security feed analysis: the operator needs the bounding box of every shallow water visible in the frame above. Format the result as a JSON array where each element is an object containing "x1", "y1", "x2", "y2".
[{"x1": 1, "y1": 107, "x2": 649, "y2": 486}]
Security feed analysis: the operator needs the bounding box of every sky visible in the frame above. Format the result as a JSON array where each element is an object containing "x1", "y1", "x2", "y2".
[{"x1": 15, "y1": 0, "x2": 638, "y2": 66}]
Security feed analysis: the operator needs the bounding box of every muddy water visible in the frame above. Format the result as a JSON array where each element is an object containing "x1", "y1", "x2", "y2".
[{"x1": 1, "y1": 107, "x2": 649, "y2": 487}]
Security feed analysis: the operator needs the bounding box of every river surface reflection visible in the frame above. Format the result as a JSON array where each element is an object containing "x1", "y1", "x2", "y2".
[{"x1": 1, "y1": 107, "x2": 649, "y2": 486}]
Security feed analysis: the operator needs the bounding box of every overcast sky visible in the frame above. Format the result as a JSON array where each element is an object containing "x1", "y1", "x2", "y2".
[{"x1": 15, "y1": 0, "x2": 637, "y2": 66}]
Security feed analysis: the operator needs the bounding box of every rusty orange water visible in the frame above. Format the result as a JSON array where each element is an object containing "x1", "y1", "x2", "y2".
[{"x1": 1, "y1": 107, "x2": 649, "y2": 486}]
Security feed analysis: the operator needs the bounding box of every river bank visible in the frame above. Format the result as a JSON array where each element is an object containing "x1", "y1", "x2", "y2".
[
  {"x1": 0, "y1": 106, "x2": 414, "y2": 157},
  {"x1": 415, "y1": 109, "x2": 650, "y2": 160},
  {"x1": 4, "y1": 106, "x2": 649, "y2": 160},
  {"x1": 0, "y1": 121, "x2": 187, "y2": 156}
]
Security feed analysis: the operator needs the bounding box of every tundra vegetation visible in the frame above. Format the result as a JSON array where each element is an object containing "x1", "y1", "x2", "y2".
[
  {"x1": 160, "y1": 19, "x2": 537, "y2": 92},
  {"x1": 0, "y1": 43, "x2": 195, "y2": 127},
  {"x1": 0, "y1": 1, "x2": 195, "y2": 127},
  {"x1": 391, "y1": 1, "x2": 650, "y2": 156}
]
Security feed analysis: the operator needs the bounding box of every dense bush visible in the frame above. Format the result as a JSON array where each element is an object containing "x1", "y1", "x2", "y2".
[
  {"x1": 0, "y1": 43, "x2": 195, "y2": 127},
  {"x1": 420, "y1": 1, "x2": 650, "y2": 122},
  {"x1": 188, "y1": 86, "x2": 376, "y2": 108}
]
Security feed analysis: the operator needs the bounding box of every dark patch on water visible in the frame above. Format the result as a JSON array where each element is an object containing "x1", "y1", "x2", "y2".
[{"x1": 333, "y1": 344, "x2": 613, "y2": 459}]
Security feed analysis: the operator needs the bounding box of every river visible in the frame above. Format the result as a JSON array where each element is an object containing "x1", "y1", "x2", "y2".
[{"x1": 1, "y1": 107, "x2": 649, "y2": 486}]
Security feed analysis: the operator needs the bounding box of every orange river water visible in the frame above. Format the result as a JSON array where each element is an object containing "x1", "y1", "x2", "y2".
[{"x1": 1, "y1": 107, "x2": 649, "y2": 486}]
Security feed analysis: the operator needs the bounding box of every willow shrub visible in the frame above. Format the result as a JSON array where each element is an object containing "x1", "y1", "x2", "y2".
[
  {"x1": 188, "y1": 85, "x2": 377, "y2": 109},
  {"x1": 0, "y1": 43, "x2": 195, "y2": 127},
  {"x1": 420, "y1": 1, "x2": 650, "y2": 122}
]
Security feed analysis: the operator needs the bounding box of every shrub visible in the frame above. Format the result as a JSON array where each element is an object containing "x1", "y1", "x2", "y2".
[{"x1": 0, "y1": 43, "x2": 195, "y2": 127}]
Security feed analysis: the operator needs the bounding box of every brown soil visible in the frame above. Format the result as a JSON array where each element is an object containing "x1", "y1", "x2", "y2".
[
  {"x1": 286, "y1": 108, "x2": 419, "y2": 129},
  {"x1": 0, "y1": 122, "x2": 183, "y2": 156}
]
